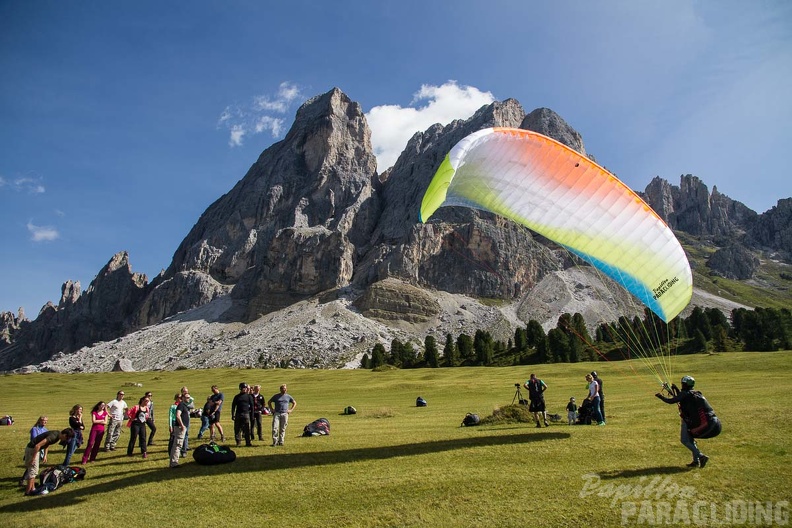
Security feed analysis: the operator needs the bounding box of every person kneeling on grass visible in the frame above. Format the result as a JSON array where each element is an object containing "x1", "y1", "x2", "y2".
[{"x1": 22, "y1": 429, "x2": 74, "y2": 496}]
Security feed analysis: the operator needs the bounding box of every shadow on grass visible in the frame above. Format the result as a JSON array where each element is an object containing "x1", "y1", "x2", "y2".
[
  {"x1": 597, "y1": 466, "x2": 693, "y2": 479},
  {"x1": 1, "y1": 432, "x2": 568, "y2": 513}
]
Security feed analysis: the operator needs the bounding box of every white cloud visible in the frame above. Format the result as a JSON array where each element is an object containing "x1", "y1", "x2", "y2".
[
  {"x1": 219, "y1": 82, "x2": 302, "y2": 147},
  {"x1": 254, "y1": 82, "x2": 302, "y2": 112},
  {"x1": 27, "y1": 221, "x2": 59, "y2": 242},
  {"x1": 0, "y1": 174, "x2": 46, "y2": 194},
  {"x1": 366, "y1": 81, "x2": 496, "y2": 171},
  {"x1": 229, "y1": 124, "x2": 246, "y2": 147},
  {"x1": 255, "y1": 116, "x2": 284, "y2": 136}
]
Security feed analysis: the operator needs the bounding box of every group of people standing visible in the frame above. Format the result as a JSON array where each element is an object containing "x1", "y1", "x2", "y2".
[
  {"x1": 156, "y1": 382, "x2": 296, "y2": 468},
  {"x1": 524, "y1": 370, "x2": 606, "y2": 427},
  {"x1": 20, "y1": 382, "x2": 297, "y2": 491},
  {"x1": 227, "y1": 382, "x2": 297, "y2": 448}
]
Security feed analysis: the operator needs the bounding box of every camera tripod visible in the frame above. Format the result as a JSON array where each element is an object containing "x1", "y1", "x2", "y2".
[{"x1": 512, "y1": 384, "x2": 527, "y2": 405}]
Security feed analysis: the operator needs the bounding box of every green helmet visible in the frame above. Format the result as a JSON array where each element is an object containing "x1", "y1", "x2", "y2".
[{"x1": 681, "y1": 375, "x2": 695, "y2": 387}]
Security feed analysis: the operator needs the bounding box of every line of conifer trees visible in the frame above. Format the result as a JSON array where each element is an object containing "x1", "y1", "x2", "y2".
[{"x1": 358, "y1": 306, "x2": 792, "y2": 369}]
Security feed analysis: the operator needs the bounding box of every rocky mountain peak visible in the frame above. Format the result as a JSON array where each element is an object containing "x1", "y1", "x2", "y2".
[
  {"x1": 643, "y1": 174, "x2": 757, "y2": 237},
  {"x1": 1, "y1": 88, "x2": 789, "y2": 373},
  {"x1": 521, "y1": 107, "x2": 586, "y2": 155}
]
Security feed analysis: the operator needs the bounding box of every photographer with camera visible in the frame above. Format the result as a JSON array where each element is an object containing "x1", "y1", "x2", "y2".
[{"x1": 524, "y1": 373, "x2": 549, "y2": 427}]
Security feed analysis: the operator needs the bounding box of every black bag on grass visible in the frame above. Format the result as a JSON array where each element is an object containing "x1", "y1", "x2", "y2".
[
  {"x1": 343, "y1": 406, "x2": 357, "y2": 415},
  {"x1": 416, "y1": 397, "x2": 427, "y2": 407},
  {"x1": 193, "y1": 442, "x2": 236, "y2": 465},
  {"x1": 461, "y1": 413, "x2": 480, "y2": 427},
  {"x1": 302, "y1": 418, "x2": 330, "y2": 436}
]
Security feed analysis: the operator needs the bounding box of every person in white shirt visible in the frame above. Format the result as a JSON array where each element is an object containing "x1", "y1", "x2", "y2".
[
  {"x1": 104, "y1": 390, "x2": 128, "y2": 451},
  {"x1": 585, "y1": 374, "x2": 605, "y2": 426}
]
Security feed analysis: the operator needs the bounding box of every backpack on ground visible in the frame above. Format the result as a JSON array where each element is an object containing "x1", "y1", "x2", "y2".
[
  {"x1": 343, "y1": 406, "x2": 357, "y2": 415},
  {"x1": 0, "y1": 415, "x2": 12, "y2": 425},
  {"x1": 35, "y1": 465, "x2": 84, "y2": 494},
  {"x1": 461, "y1": 413, "x2": 480, "y2": 427},
  {"x1": 192, "y1": 442, "x2": 236, "y2": 465},
  {"x1": 416, "y1": 397, "x2": 427, "y2": 407},
  {"x1": 302, "y1": 418, "x2": 330, "y2": 436}
]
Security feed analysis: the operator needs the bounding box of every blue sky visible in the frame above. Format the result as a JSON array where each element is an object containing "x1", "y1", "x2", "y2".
[{"x1": 1, "y1": 1, "x2": 791, "y2": 316}]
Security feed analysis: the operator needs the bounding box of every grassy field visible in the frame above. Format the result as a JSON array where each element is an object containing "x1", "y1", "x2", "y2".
[{"x1": 1, "y1": 352, "x2": 790, "y2": 527}]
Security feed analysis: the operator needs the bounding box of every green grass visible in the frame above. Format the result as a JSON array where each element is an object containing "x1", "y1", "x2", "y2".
[{"x1": 1, "y1": 352, "x2": 791, "y2": 527}]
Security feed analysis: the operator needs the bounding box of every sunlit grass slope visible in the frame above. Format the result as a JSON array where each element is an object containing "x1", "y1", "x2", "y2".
[{"x1": 1, "y1": 351, "x2": 790, "y2": 527}]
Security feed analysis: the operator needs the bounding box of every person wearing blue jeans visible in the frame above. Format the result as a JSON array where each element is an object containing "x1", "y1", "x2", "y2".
[
  {"x1": 196, "y1": 396, "x2": 213, "y2": 439},
  {"x1": 656, "y1": 375, "x2": 717, "y2": 468},
  {"x1": 585, "y1": 373, "x2": 605, "y2": 425},
  {"x1": 179, "y1": 386, "x2": 194, "y2": 455},
  {"x1": 63, "y1": 405, "x2": 84, "y2": 466}
]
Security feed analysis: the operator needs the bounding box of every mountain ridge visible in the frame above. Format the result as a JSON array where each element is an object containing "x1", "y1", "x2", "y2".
[{"x1": 1, "y1": 88, "x2": 790, "y2": 372}]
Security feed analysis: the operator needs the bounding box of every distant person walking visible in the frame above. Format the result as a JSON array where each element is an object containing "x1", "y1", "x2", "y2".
[
  {"x1": 524, "y1": 373, "x2": 549, "y2": 427},
  {"x1": 268, "y1": 384, "x2": 296, "y2": 446},
  {"x1": 104, "y1": 390, "x2": 128, "y2": 451}
]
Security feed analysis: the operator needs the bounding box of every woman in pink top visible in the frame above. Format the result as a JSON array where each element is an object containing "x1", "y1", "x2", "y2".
[{"x1": 82, "y1": 401, "x2": 108, "y2": 464}]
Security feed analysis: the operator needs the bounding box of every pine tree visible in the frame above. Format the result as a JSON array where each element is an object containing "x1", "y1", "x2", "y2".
[
  {"x1": 474, "y1": 329, "x2": 494, "y2": 366},
  {"x1": 443, "y1": 333, "x2": 458, "y2": 367},
  {"x1": 370, "y1": 343, "x2": 386, "y2": 368},
  {"x1": 457, "y1": 334, "x2": 475, "y2": 364},
  {"x1": 424, "y1": 335, "x2": 439, "y2": 368}
]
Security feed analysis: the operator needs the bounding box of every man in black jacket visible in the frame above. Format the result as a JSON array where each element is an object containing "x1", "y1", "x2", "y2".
[
  {"x1": 656, "y1": 375, "x2": 720, "y2": 468},
  {"x1": 231, "y1": 383, "x2": 255, "y2": 447}
]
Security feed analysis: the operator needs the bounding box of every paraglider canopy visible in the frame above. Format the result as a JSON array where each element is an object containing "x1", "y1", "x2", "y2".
[{"x1": 419, "y1": 127, "x2": 692, "y2": 323}]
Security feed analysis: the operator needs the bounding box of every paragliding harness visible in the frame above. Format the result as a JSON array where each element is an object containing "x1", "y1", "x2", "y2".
[
  {"x1": 665, "y1": 384, "x2": 722, "y2": 439},
  {"x1": 30, "y1": 465, "x2": 86, "y2": 495},
  {"x1": 684, "y1": 391, "x2": 721, "y2": 439},
  {"x1": 416, "y1": 397, "x2": 427, "y2": 407},
  {"x1": 302, "y1": 418, "x2": 330, "y2": 437},
  {"x1": 343, "y1": 406, "x2": 357, "y2": 415},
  {"x1": 461, "y1": 413, "x2": 480, "y2": 427},
  {"x1": 576, "y1": 398, "x2": 595, "y2": 425},
  {"x1": 192, "y1": 442, "x2": 236, "y2": 465}
]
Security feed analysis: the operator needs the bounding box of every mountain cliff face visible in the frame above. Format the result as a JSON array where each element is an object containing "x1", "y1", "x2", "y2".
[
  {"x1": 1, "y1": 88, "x2": 790, "y2": 372},
  {"x1": 140, "y1": 88, "x2": 379, "y2": 322},
  {"x1": 642, "y1": 175, "x2": 758, "y2": 237}
]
